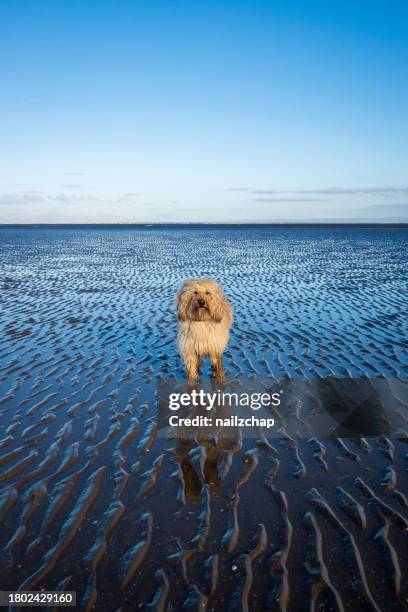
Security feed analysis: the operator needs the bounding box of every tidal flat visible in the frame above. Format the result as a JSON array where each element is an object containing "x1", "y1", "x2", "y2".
[{"x1": 0, "y1": 226, "x2": 407, "y2": 610}]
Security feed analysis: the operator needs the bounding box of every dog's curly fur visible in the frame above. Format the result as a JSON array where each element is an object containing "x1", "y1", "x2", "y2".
[{"x1": 177, "y1": 278, "x2": 233, "y2": 382}]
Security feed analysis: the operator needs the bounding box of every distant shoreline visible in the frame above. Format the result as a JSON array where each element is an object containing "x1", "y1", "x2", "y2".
[{"x1": 1, "y1": 223, "x2": 407, "y2": 229}]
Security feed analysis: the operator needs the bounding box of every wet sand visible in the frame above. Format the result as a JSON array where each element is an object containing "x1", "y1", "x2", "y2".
[{"x1": 0, "y1": 226, "x2": 407, "y2": 611}]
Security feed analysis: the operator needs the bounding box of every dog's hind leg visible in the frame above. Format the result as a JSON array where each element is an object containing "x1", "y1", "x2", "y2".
[{"x1": 210, "y1": 354, "x2": 226, "y2": 382}]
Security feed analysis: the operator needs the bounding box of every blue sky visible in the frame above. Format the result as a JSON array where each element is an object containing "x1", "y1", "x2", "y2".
[{"x1": 0, "y1": 0, "x2": 407, "y2": 222}]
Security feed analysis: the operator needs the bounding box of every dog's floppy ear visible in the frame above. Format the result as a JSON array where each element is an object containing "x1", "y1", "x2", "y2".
[
  {"x1": 210, "y1": 294, "x2": 226, "y2": 323},
  {"x1": 176, "y1": 289, "x2": 189, "y2": 321}
]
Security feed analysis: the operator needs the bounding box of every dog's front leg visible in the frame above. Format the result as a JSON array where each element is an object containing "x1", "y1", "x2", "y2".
[
  {"x1": 185, "y1": 355, "x2": 200, "y2": 382},
  {"x1": 210, "y1": 354, "x2": 226, "y2": 382}
]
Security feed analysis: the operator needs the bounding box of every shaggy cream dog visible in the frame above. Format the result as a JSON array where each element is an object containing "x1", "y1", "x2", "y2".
[{"x1": 177, "y1": 278, "x2": 233, "y2": 382}]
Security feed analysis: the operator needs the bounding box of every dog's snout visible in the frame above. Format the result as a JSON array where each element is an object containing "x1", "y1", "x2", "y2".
[{"x1": 197, "y1": 298, "x2": 205, "y2": 307}]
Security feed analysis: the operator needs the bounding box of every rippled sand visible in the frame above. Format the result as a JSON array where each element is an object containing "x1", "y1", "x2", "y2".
[{"x1": 0, "y1": 226, "x2": 407, "y2": 611}]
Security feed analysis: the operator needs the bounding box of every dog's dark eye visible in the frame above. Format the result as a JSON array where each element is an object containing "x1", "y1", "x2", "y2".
[
  {"x1": 194, "y1": 291, "x2": 198, "y2": 295},
  {"x1": 206, "y1": 291, "x2": 210, "y2": 295}
]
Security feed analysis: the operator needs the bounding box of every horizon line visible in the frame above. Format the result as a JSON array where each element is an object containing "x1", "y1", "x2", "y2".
[{"x1": 1, "y1": 222, "x2": 408, "y2": 229}]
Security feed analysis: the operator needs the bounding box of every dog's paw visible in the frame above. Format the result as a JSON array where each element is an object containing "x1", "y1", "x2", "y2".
[{"x1": 214, "y1": 373, "x2": 227, "y2": 385}]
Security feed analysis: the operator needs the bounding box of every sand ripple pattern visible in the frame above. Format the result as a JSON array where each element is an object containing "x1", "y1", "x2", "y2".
[{"x1": 0, "y1": 227, "x2": 407, "y2": 611}]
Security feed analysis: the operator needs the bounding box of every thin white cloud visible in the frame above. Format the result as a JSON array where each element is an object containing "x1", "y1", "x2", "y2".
[
  {"x1": 252, "y1": 197, "x2": 328, "y2": 203},
  {"x1": 0, "y1": 193, "x2": 45, "y2": 205},
  {"x1": 228, "y1": 186, "x2": 408, "y2": 197}
]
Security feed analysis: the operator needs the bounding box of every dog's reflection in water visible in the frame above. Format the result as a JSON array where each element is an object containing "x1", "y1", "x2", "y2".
[{"x1": 171, "y1": 403, "x2": 241, "y2": 501}]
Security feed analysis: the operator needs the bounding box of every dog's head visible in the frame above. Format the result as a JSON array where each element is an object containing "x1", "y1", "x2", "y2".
[{"x1": 177, "y1": 278, "x2": 226, "y2": 322}]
